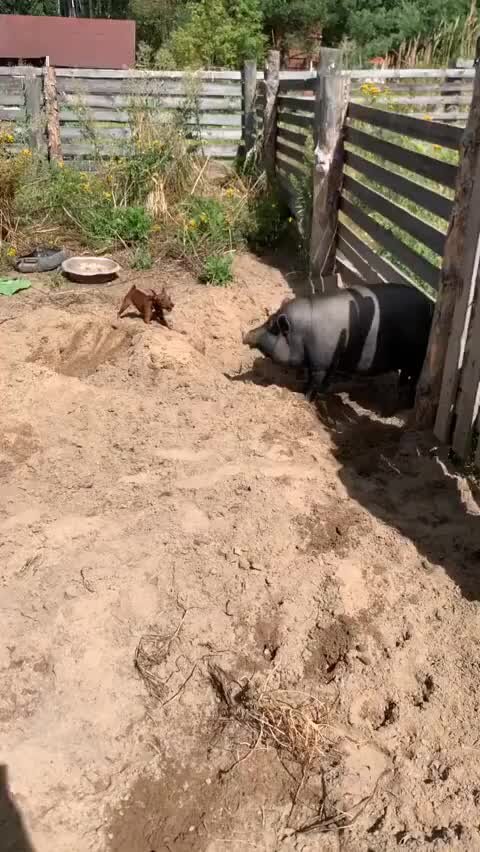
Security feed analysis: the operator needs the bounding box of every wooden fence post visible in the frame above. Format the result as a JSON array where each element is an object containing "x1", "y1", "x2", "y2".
[
  {"x1": 263, "y1": 50, "x2": 280, "y2": 184},
  {"x1": 414, "y1": 38, "x2": 480, "y2": 433},
  {"x1": 243, "y1": 60, "x2": 257, "y2": 159},
  {"x1": 309, "y1": 48, "x2": 350, "y2": 293},
  {"x1": 44, "y1": 61, "x2": 63, "y2": 162},
  {"x1": 23, "y1": 68, "x2": 44, "y2": 153}
]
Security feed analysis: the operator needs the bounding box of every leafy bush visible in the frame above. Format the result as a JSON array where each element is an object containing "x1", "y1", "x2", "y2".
[
  {"x1": 244, "y1": 187, "x2": 290, "y2": 250},
  {"x1": 200, "y1": 253, "x2": 234, "y2": 285}
]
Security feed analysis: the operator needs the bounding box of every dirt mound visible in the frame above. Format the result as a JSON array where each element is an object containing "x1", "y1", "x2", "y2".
[{"x1": 27, "y1": 315, "x2": 133, "y2": 377}]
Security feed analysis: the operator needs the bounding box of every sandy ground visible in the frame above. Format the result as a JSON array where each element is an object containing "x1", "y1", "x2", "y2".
[{"x1": 2, "y1": 252, "x2": 480, "y2": 852}]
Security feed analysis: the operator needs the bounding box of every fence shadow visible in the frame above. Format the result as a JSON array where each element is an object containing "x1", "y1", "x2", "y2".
[
  {"x1": 314, "y1": 390, "x2": 480, "y2": 602},
  {"x1": 0, "y1": 765, "x2": 36, "y2": 852}
]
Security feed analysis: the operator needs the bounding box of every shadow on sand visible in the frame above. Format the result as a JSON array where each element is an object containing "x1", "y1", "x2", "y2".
[{"x1": 0, "y1": 765, "x2": 36, "y2": 852}]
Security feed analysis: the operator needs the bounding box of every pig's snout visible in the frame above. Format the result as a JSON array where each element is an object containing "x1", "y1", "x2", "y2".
[{"x1": 242, "y1": 327, "x2": 258, "y2": 347}]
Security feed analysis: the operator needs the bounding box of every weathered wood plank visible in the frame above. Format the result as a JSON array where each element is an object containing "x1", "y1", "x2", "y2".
[
  {"x1": 347, "y1": 68, "x2": 474, "y2": 80},
  {"x1": 264, "y1": 50, "x2": 280, "y2": 184},
  {"x1": 451, "y1": 263, "x2": 480, "y2": 459},
  {"x1": 277, "y1": 95, "x2": 315, "y2": 113},
  {"x1": 276, "y1": 153, "x2": 306, "y2": 181},
  {"x1": 0, "y1": 94, "x2": 24, "y2": 106},
  {"x1": 277, "y1": 111, "x2": 314, "y2": 130},
  {"x1": 350, "y1": 82, "x2": 473, "y2": 94},
  {"x1": 60, "y1": 93, "x2": 242, "y2": 111},
  {"x1": 0, "y1": 107, "x2": 23, "y2": 121},
  {"x1": 354, "y1": 94, "x2": 472, "y2": 106},
  {"x1": 60, "y1": 78, "x2": 242, "y2": 96},
  {"x1": 24, "y1": 71, "x2": 44, "y2": 152},
  {"x1": 343, "y1": 173, "x2": 445, "y2": 255},
  {"x1": 416, "y1": 43, "x2": 480, "y2": 433},
  {"x1": 345, "y1": 126, "x2": 457, "y2": 188},
  {"x1": 348, "y1": 102, "x2": 462, "y2": 149},
  {"x1": 61, "y1": 124, "x2": 241, "y2": 141},
  {"x1": 337, "y1": 223, "x2": 411, "y2": 287},
  {"x1": 59, "y1": 109, "x2": 242, "y2": 126},
  {"x1": 44, "y1": 64, "x2": 62, "y2": 161},
  {"x1": 344, "y1": 149, "x2": 453, "y2": 221},
  {"x1": 62, "y1": 141, "x2": 240, "y2": 158},
  {"x1": 277, "y1": 126, "x2": 309, "y2": 148},
  {"x1": 335, "y1": 256, "x2": 366, "y2": 288},
  {"x1": 405, "y1": 111, "x2": 468, "y2": 121},
  {"x1": 340, "y1": 195, "x2": 440, "y2": 289},
  {"x1": 243, "y1": 60, "x2": 257, "y2": 157},
  {"x1": 276, "y1": 138, "x2": 306, "y2": 165},
  {"x1": 56, "y1": 68, "x2": 242, "y2": 80},
  {"x1": 0, "y1": 67, "x2": 42, "y2": 76},
  {"x1": 278, "y1": 77, "x2": 316, "y2": 92}
]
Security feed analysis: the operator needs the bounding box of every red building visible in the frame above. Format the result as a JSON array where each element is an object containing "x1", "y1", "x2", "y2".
[{"x1": 0, "y1": 15, "x2": 135, "y2": 69}]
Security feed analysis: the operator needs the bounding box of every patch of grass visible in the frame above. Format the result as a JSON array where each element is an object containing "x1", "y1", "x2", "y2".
[
  {"x1": 200, "y1": 253, "x2": 234, "y2": 286},
  {"x1": 130, "y1": 244, "x2": 154, "y2": 270}
]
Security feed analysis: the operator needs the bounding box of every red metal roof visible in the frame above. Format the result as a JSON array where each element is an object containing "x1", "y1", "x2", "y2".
[{"x1": 0, "y1": 15, "x2": 135, "y2": 69}]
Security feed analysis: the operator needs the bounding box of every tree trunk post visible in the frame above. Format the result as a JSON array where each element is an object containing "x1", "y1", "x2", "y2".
[
  {"x1": 309, "y1": 48, "x2": 349, "y2": 293},
  {"x1": 43, "y1": 60, "x2": 63, "y2": 163},
  {"x1": 414, "y1": 37, "x2": 480, "y2": 433},
  {"x1": 263, "y1": 49, "x2": 280, "y2": 185},
  {"x1": 243, "y1": 60, "x2": 257, "y2": 161}
]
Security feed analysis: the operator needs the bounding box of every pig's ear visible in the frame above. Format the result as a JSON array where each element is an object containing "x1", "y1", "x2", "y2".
[{"x1": 277, "y1": 314, "x2": 290, "y2": 335}]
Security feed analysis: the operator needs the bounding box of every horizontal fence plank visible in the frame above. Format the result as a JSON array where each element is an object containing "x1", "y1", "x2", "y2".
[
  {"x1": 343, "y1": 173, "x2": 445, "y2": 255},
  {"x1": 277, "y1": 139, "x2": 306, "y2": 165},
  {"x1": 59, "y1": 108, "x2": 242, "y2": 126},
  {"x1": 0, "y1": 94, "x2": 24, "y2": 107},
  {"x1": 0, "y1": 107, "x2": 23, "y2": 121},
  {"x1": 277, "y1": 95, "x2": 315, "y2": 113},
  {"x1": 277, "y1": 111, "x2": 314, "y2": 130},
  {"x1": 276, "y1": 153, "x2": 306, "y2": 181},
  {"x1": 61, "y1": 125, "x2": 241, "y2": 141},
  {"x1": 278, "y1": 77, "x2": 316, "y2": 92},
  {"x1": 348, "y1": 101, "x2": 462, "y2": 149},
  {"x1": 0, "y1": 67, "x2": 42, "y2": 76},
  {"x1": 336, "y1": 256, "x2": 366, "y2": 288},
  {"x1": 56, "y1": 68, "x2": 242, "y2": 80},
  {"x1": 60, "y1": 92, "x2": 241, "y2": 111},
  {"x1": 62, "y1": 141, "x2": 240, "y2": 158},
  {"x1": 345, "y1": 125, "x2": 457, "y2": 189},
  {"x1": 60, "y1": 78, "x2": 241, "y2": 97},
  {"x1": 404, "y1": 111, "x2": 468, "y2": 121},
  {"x1": 350, "y1": 81, "x2": 474, "y2": 94},
  {"x1": 277, "y1": 126, "x2": 309, "y2": 149},
  {"x1": 337, "y1": 222, "x2": 414, "y2": 288},
  {"x1": 344, "y1": 149, "x2": 453, "y2": 221},
  {"x1": 354, "y1": 94, "x2": 472, "y2": 107},
  {"x1": 347, "y1": 68, "x2": 475, "y2": 80},
  {"x1": 340, "y1": 196, "x2": 440, "y2": 290}
]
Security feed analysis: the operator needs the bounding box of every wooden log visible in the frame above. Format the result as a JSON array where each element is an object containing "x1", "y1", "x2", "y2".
[
  {"x1": 44, "y1": 65, "x2": 62, "y2": 162},
  {"x1": 414, "y1": 38, "x2": 480, "y2": 432},
  {"x1": 263, "y1": 50, "x2": 280, "y2": 184},
  {"x1": 344, "y1": 149, "x2": 453, "y2": 221},
  {"x1": 310, "y1": 48, "x2": 350, "y2": 290},
  {"x1": 24, "y1": 68, "x2": 44, "y2": 153},
  {"x1": 243, "y1": 60, "x2": 256, "y2": 157},
  {"x1": 55, "y1": 68, "x2": 243, "y2": 80}
]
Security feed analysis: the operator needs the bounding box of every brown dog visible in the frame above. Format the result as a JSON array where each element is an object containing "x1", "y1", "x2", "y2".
[{"x1": 118, "y1": 285, "x2": 174, "y2": 326}]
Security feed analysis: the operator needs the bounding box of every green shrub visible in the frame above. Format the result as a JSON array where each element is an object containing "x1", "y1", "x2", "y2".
[
  {"x1": 244, "y1": 188, "x2": 290, "y2": 250},
  {"x1": 200, "y1": 253, "x2": 234, "y2": 285}
]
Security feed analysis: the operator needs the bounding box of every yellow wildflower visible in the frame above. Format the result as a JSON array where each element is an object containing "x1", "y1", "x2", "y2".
[
  {"x1": 20, "y1": 148, "x2": 32, "y2": 157},
  {"x1": 188, "y1": 218, "x2": 197, "y2": 228},
  {"x1": 103, "y1": 191, "x2": 112, "y2": 199},
  {"x1": 199, "y1": 212, "x2": 208, "y2": 223},
  {"x1": 6, "y1": 247, "x2": 16, "y2": 257},
  {"x1": 224, "y1": 187, "x2": 235, "y2": 198},
  {"x1": 57, "y1": 161, "x2": 65, "y2": 168},
  {"x1": 423, "y1": 114, "x2": 433, "y2": 122},
  {"x1": 433, "y1": 144, "x2": 441, "y2": 150}
]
